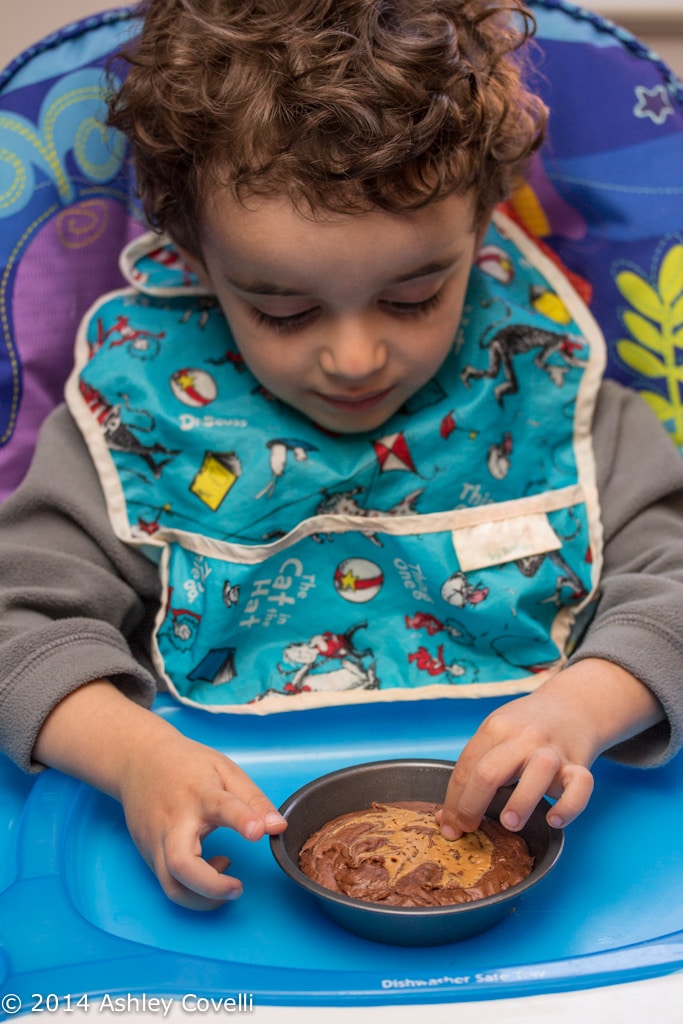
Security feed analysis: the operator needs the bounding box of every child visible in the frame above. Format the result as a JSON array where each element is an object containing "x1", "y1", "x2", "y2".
[{"x1": 1, "y1": 0, "x2": 682, "y2": 912}]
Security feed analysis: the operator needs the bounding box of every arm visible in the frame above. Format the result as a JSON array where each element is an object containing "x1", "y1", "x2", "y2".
[
  {"x1": 0, "y1": 405, "x2": 159, "y2": 768},
  {"x1": 33, "y1": 679, "x2": 286, "y2": 910},
  {"x1": 0, "y1": 406, "x2": 285, "y2": 909},
  {"x1": 440, "y1": 381, "x2": 683, "y2": 838}
]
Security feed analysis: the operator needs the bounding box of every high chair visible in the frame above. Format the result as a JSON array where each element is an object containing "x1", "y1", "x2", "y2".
[{"x1": 0, "y1": 2, "x2": 682, "y2": 1019}]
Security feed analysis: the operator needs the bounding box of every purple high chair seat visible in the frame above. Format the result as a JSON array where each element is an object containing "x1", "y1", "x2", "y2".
[{"x1": 0, "y1": 1, "x2": 682, "y2": 502}]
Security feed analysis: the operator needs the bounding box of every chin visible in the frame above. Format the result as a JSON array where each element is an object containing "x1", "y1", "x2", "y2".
[{"x1": 312, "y1": 408, "x2": 399, "y2": 435}]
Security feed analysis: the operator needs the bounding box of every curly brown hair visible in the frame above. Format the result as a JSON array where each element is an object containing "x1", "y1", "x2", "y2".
[{"x1": 108, "y1": 0, "x2": 547, "y2": 255}]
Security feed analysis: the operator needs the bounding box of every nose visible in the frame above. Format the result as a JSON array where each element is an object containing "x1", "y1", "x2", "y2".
[{"x1": 318, "y1": 316, "x2": 388, "y2": 380}]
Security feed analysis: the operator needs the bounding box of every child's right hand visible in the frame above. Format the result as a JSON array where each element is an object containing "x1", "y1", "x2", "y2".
[
  {"x1": 118, "y1": 728, "x2": 287, "y2": 909},
  {"x1": 34, "y1": 679, "x2": 287, "y2": 910}
]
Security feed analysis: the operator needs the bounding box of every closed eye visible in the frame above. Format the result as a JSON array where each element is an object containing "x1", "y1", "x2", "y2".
[
  {"x1": 248, "y1": 306, "x2": 321, "y2": 334},
  {"x1": 248, "y1": 285, "x2": 444, "y2": 333},
  {"x1": 379, "y1": 289, "x2": 444, "y2": 317}
]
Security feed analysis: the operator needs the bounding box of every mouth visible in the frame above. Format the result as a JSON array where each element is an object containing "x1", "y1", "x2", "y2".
[{"x1": 317, "y1": 387, "x2": 394, "y2": 413}]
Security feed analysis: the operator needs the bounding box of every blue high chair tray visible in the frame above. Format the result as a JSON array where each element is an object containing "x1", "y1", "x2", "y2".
[
  {"x1": 1, "y1": 0, "x2": 683, "y2": 1013},
  {"x1": 1, "y1": 695, "x2": 683, "y2": 1011}
]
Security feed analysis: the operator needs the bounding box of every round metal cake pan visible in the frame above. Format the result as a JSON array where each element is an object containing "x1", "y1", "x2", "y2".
[{"x1": 270, "y1": 758, "x2": 563, "y2": 946}]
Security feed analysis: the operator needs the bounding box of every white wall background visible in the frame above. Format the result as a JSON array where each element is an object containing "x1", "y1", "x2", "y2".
[
  {"x1": 594, "y1": 0, "x2": 680, "y2": 13},
  {"x1": 1, "y1": 0, "x2": 111, "y2": 68}
]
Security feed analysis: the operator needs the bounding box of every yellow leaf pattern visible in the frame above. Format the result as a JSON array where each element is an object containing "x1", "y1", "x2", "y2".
[
  {"x1": 622, "y1": 312, "x2": 665, "y2": 355},
  {"x1": 617, "y1": 272, "x2": 664, "y2": 322},
  {"x1": 659, "y1": 245, "x2": 683, "y2": 305},
  {"x1": 616, "y1": 241, "x2": 683, "y2": 449}
]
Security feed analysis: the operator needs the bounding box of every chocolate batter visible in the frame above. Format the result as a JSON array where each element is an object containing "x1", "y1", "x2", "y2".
[{"x1": 299, "y1": 800, "x2": 534, "y2": 906}]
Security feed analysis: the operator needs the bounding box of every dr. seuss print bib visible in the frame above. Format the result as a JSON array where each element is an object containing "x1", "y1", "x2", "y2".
[{"x1": 66, "y1": 211, "x2": 605, "y2": 712}]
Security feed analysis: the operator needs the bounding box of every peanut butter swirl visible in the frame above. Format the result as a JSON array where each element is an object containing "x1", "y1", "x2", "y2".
[{"x1": 299, "y1": 800, "x2": 534, "y2": 906}]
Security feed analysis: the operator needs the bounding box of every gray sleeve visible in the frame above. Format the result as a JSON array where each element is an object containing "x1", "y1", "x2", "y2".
[
  {"x1": 0, "y1": 404, "x2": 160, "y2": 772},
  {"x1": 3, "y1": 383, "x2": 683, "y2": 775},
  {"x1": 570, "y1": 379, "x2": 683, "y2": 767}
]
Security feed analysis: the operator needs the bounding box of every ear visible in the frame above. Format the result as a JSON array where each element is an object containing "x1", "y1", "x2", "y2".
[
  {"x1": 175, "y1": 242, "x2": 211, "y2": 289},
  {"x1": 474, "y1": 213, "x2": 492, "y2": 253}
]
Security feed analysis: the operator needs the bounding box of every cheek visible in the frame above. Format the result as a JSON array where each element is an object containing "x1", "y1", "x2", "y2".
[
  {"x1": 432, "y1": 294, "x2": 467, "y2": 354},
  {"x1": 409, "y1": 318, "x2": 460, "y2": 367},
  {"x1": 215, "y1": 306, "x2": 275, "y2": 377},
  {"x1": 400, "y1": 326, "x2": 459, "y2": 387},
  {"x1": 234, "y1": 334, "x2": 305, "y2": 395}
]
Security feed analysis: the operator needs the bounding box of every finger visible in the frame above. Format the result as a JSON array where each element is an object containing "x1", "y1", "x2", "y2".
[
  {"x1": 207, "y1": 853, "x2": 231, "y2": 873},
  {"x1": 246, "y1": 791, "x2": 289, "y2": 835},
  {"x1": 154, "y1": 860, "x2": 242, "y2": 912},
  {"x1": 545, "y1": 764, "x2": 594, "y2": 828},
  {"x1": 213, "y1": 762, "x2": 288, "y2": 839},
  {"x1": 496, "y1": 746, "x2": 563, "y2": 831},
  {"x1": 160, "y1": 876, "x2": 240, "y2": 912},
  {"x1": 161, "y1": 825, "x2": 243, "y2": 907},
  {"x1": 199, "y1": 785, "x2": 286, "y2": 842},
  {"x1": 439, "y1": 759, "x2": 475, "y2": 839},
  {"x1": 500, "y1": 759, "x2": 593, "y2": 832},
  {"x1": 440, "y1": 743, "x2": 521, "y2": 838},
  {"x1": 438, "y1": 730, "x2": 499, "y2": 838}
]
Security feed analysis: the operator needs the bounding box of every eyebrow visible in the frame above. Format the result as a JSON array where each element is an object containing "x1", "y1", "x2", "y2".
[{"x1": 226, "y1": 260, "x2": 456, "y2": 296}]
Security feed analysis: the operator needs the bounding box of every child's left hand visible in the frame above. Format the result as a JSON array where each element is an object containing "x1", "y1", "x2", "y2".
[{"x1": 437, "y1": 658, "x2": 664, "y2": 840}]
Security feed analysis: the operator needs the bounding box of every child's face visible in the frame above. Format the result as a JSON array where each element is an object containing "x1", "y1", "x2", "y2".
[{"x1": 186, "y1": 189, "x2": 484, "y2": 434}]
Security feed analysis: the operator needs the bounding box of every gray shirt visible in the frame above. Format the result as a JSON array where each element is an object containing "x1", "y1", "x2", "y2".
[{"x1": 2, "y1": 380, "x2": 683, "y2": 772}]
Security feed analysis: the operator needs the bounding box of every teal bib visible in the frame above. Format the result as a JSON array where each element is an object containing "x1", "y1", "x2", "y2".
[{"x1": 66, "y1": 211, "x2": 605, "y2": 713}]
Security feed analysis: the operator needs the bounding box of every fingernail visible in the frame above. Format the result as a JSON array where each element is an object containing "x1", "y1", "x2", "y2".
[
  {"x1": 440, "y1": 824, "x2": 459, "y2": 841},
  {"x1": 226, "y1": 886, "x2": 243, "y2": 901},
  {"x1": 265, "y1": 811, "x2": 287, "y2": 828},
  {"x1": 501, "y1": 811, "x2": 520, "y2": 831},
  {"x1": 547, "y1": 814, "x2": 563, "y2": 829},
  {"x1": 244, "y1": 819, "x2": 263, "y2": 840}
]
